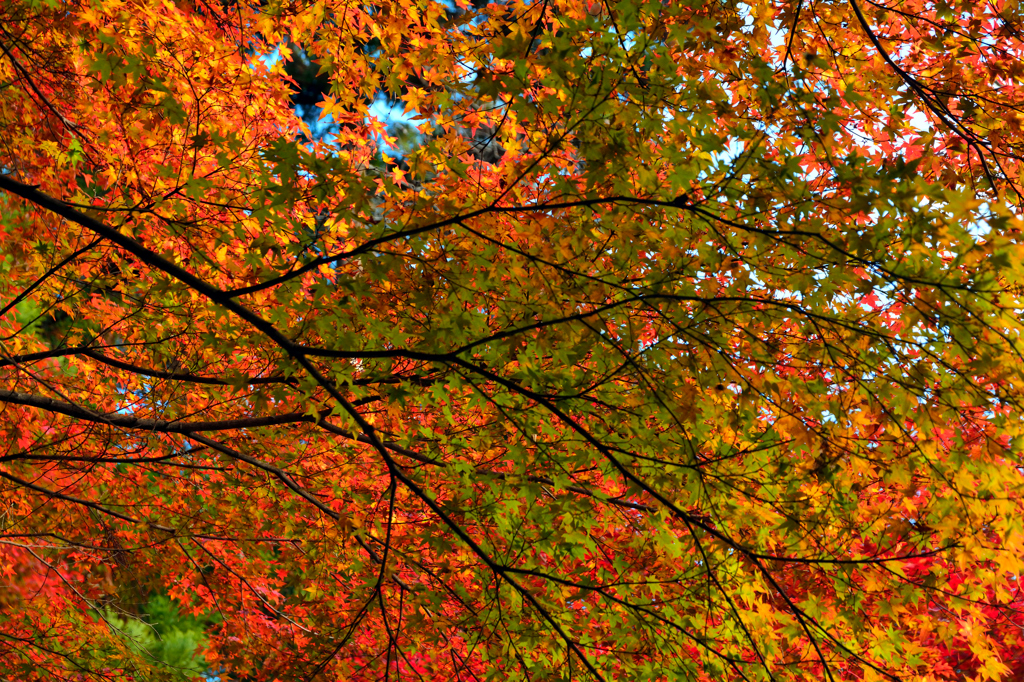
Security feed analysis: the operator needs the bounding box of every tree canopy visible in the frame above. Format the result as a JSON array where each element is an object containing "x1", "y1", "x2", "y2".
[{"x1": 2, "y1": 0, "x2": 1024, "y2": 679}]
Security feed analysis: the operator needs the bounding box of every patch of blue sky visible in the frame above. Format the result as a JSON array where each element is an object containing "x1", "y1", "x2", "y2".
[{"x1": 368, "y1": 95, "x2": 420, "y2": 156}]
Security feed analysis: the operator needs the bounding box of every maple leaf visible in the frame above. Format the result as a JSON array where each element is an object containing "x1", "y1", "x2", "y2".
[{"x1": 2, "y1": 0, "x2": 1024, "y2": 680}]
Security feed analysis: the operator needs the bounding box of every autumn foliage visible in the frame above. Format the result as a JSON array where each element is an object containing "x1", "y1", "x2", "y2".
[{"x1": 2, "y1": 0, "x2": 1024, "y2": 679}]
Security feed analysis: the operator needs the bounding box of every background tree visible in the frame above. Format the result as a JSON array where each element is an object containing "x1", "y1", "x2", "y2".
[{"x1": 2, "y1": 0, "x2": 1024, "y2": 680}]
